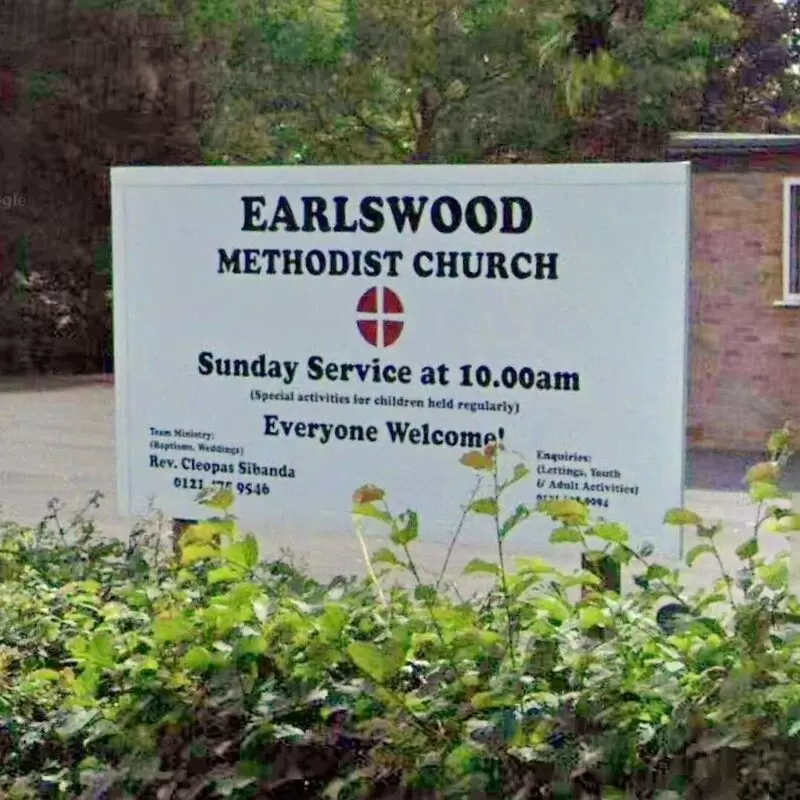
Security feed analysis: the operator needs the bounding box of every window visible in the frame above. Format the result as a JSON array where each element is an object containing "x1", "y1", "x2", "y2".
[{"x1": 782, "y1": 179, "x2": 800, "y2": 303}]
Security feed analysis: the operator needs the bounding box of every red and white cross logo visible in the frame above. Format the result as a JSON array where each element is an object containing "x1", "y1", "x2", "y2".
[{"x1": 356, "y1": 286, "x2": 405, "y2": 348}]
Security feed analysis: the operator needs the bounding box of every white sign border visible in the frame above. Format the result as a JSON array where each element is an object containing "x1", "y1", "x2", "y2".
[{"x1": 111, "y1": 162, "x2": 692, "y2": 548}]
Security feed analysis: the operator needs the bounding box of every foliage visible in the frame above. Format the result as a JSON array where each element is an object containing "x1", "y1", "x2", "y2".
[
  {"x1": 4, "y1": 0, "x2": 800, "y2": 377},
  {"x1": 105, "y1": 0, "x2": 800, "y2": 166},
  {"x1": 698, "y1": 0, "x2": 800, "y2": 131},
  {"x1": 1, "y1": 427, "x2": 800, "y2": 797},
  {"x1": 0, "y1": 0, "x2": 213, "y2": 374}
]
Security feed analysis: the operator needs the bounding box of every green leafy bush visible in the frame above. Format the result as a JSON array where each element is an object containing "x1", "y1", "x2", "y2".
[{"x1": 1, "y1": 429, "x2": 800, "y2": 797}]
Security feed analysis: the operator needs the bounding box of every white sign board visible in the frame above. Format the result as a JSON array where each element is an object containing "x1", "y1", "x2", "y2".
[{"x1": 111, "y1": 164, "x2": 690, "y2": 554}]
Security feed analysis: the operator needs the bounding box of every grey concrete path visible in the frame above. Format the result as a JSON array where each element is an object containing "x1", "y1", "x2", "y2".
[{"x1": 0, "y1": 376, "x2": 797, "y2": 596}]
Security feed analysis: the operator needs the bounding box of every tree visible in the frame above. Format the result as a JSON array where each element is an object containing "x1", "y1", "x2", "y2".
[
  {"x1": 536, "y1": 0, "x2": 743, "y2": 158},
  {"x1": 191, "y1": 0, "x2": 574, "y2": 165},
  {"x1": 58, "y1": 0, "x2": 800, "y2": 168},
  {"x1": 698, "y1": 0, "x2": 800, "y2": 131},
  {"x1": 0, "y1": 0, "x2": 213, "y2": 372},
  {"x1": 151, "y1": 0, "x2": 776, "y2": 164}
]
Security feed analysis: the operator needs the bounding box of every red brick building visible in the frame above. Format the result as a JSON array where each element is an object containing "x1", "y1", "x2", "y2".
[{"x1": 668, "y1": 133, "x2": 800, "y2": 452}]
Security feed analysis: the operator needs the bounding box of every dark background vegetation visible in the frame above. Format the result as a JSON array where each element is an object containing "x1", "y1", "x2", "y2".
[{"x1": 0, "y1": 0, "x2": 799, "y2": 374}]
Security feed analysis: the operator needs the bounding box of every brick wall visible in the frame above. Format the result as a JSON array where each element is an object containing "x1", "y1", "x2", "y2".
[{"x1": 688, "y1": 154, "x2": 800, "y2": 451}]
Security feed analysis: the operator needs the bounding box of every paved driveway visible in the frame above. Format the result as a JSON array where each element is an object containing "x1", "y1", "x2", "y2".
[{"x1": 1, "y1": 376, "x2": 797, "y2": 595}]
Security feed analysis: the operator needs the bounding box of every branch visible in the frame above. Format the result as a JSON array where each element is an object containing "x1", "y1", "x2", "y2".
[
  {"x1": 351, "y1": 108, "x2": 408, "y2": 158},
  {"x1": 419, "y1": 1, "x2": 462, "y2": 32},
  {"x1": 321, "y1": 85, "x2": 409, "y2": 157},
  {"x1": 407, "y1": 101, "x2": 419, "y2": 133},
  {"x1": 451, "y1": 63, "x2": 524, "y2": 110}
]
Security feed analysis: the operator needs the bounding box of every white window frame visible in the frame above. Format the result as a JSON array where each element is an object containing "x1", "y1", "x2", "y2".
[{"x1": 781, "y1": 178, "x2": 800, "y2": 306}]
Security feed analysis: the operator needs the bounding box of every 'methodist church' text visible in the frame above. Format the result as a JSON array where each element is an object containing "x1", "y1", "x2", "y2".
[{"x1": 216, "y1": 193, "x2": 561, "y2": 280}]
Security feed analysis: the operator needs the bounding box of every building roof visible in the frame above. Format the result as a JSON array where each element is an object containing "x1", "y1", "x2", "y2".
[{"x1": 669, "y1": 132, "x2": 800, "y2": 156}]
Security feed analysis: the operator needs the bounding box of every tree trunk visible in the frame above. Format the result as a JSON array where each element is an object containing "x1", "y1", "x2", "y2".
[{"x1": 411, "y1": 85, "x2": 440, "y2": 162}]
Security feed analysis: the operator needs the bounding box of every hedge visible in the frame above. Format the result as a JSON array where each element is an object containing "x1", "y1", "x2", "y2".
[{"x1": 0, "y1": 428, "x2": 798, "y2": 798}]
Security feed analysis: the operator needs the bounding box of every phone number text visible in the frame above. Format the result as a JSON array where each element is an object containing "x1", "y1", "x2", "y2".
[
  {"x1": 173, "y1": 477, "x2": 270, "y2": 496},
  {"x1": 536, "y1": 494, "x2": 609, "y2": 508}
]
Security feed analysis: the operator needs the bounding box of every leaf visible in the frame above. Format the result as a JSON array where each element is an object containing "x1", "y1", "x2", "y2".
[
  {"x1": 470, "y1": 691, "x2": 516, "y2": 710},
  {"x1": 235, "y1": 636, "x2": 268, "y2": 657},
  {"x1": 502, "y1": 463, "x2": 530, "y2": 490},
  {"x1": 352, "y1": 503, "x2": 392, "y2": 524},
  {"x1": 391, "y1": 511, "x2": 418, "y2": 546},
  {"x1": 686, "y1": 544, "x2": 715, "y2": 567},
  {"x1": 181, "y1": 543, "x2": 219, "y2": 565},
  {"x1": 27, "y1": 669, "x2": 60, "y2": 682},
  {"x1": 744, "y1": 461, "x2": 779, "y2": 485},
  {"x1": 767, "y1": 425, "x2": 795, "y2": 460},
  {"x1": 693, "y1": 616, "x2": 727, "y2": 638},
  {"x1": 372, "y1": 548, "x2": 404, "y2": 568},
  {"x1": 695, "y1": 592, "x2": 728, "y2": 612},
  {"x1": 323, "y1": 778, "x2": 349, "y2": 799},
  {"x1": 181, "y1": 522, "x2": 221, "y2": 546},
  {"x1": 611, "y1": 544, "x2": 632, "y2": 565},
  {"x1": 153, "y1": 615, "x2": 195, "y2": 644},
  {"x1": 582, "y1": 552, "x2": 622, "y2": 590},
  {"x1": 763, "y1": 513, "x2": 800, "y2": 533},
  {"x1": 590, "y1": 521, "x2": 629, "y2": 545},
  {"x1": 208, "y1": 565, "x2": 244, "y2": 584},
  {"x1": 757, "y1": 558, "x2": 790, "y2": 590},
  {"x1": 579, "y1": 606, "x2": 607, "y2": 629},
  {"x1": 347, "y1": 641, "x2": 404, "y2": 684},
  {"x1": 182, "y1": 646, "x2": 214, "y2": 671},
  {"x1": 538, "y1": 499, "x2": 589, "y2": 525},
  {"x1": 469, "y1": 497, "x2": 498, "y2": 515},
  {"x1": 749, "y1": 481, "x2": 787, "y2": 502},
  {"x1": 414, "y1": 585, "x2": 438, "y2": 603},
  {"x1": 252, "y1": 599, "x2": 270, "y2": 623},
  {"x1": 460, "y1": 450, "x2": 494, "y2": 471},
  {"x1": 215, "y1": 777, "x2": 257, "y2": 797},
  {"x1": 201, "y1": 487, "x2": 235, "y2": 511},
  {"x1": 69, "y1": 664, "x2": 99, "y2": 700},
  {"x1": 317, "y1": 604, "x2": 349, "y2": 641},
  {"x1": 535, "y1": 596, "x2": 571, "y2": 622},
  {"x1": 549, "y1": 527, "x2": 585, "y2": 544},
  {"x1": 484, "y1": 440, "x2": 499, "y2": 457},
  {"x1": 735, "y1": 537, "x2": 759, "y2": 560},
  {"x1": 499, "y1": 504, "x2": 532, "y2": 539},
  {"x1": 86, "y1": 632, "x2": 116, "y2": 669},
  {"x1": 352, "y1": 484, "x2": 385, "y2": 504},
  {"x1": 463, "y1": 558, "x2": 500, "y2": 576},
  {"x1": 134, "y1": 656, "x2": 159, "y2": 674},
  {"x1": 642, "y1": 564, "x2": 672, "y2": 582},
  {"x1": 560, "y1": 571, "x2": 601, "y2": 588},
  {"x1": 242, "y1": 534, "x2": 260, "y2": 568},
  {"x1": 515, "y1": 556, "x2": 554, "y2": 574},
  {"x1": 697, "y1": 523, "x2": 723, "y2": 539},
  {"x1": 225, "y1": 535, "x2": 259, "y2": 570},
  {"x1": 56, "y1": 709, "x2": 98, "y2": 739},
  {"x1": 663, "y1": 508, "x2": 702, "y2": 526}
]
